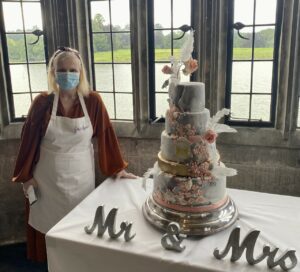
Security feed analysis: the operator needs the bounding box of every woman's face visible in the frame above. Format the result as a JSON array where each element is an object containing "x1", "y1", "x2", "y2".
[{"x1": 53, "y1": 52, "x2": 81, "y2": 73}]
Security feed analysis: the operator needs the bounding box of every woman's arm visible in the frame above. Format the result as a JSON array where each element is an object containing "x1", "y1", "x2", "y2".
[
  {"x1": 89, "y1": 92, "x2": 130, "y2": 177},
  {"x1": 12, "y1": 93, "x2": 50, "y2": 183}
]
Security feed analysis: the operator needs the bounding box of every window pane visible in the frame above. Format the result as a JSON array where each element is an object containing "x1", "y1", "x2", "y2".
[
  {"x1": 115, "y1": 93, "x2": 133, "y2": 120},
  {"x1": 3, "y1": 2, "x2": 23, "y2": 32},
  {"x1": 112, "y1": 33, "x2": 131, "y2": 63},
  {"x1": 254, "y1": 27, "x2": 274, "y2": 60},
  {"x1": 13, "y1": 93, "x2": 31, "y2": 118},
  {"x1": 231, "y1": 94, "x2": 250, "y2": 120},
  {"x1": 6, "y1": 34, "x2": 26, "y2": 63},
  {"x1": 252, "y1": 61, "x2": 273, "y2": 93},
  {"x1": 155, "y1": 30, "x2": 171, "y2": 61},
  {"x1": 233, "y1": 27, "x2": 253, "y2": 60},
  {"x1": 90, "y1": 2, "x2": 110, "y2": 32},
  {"x1": 29, "y1": 64, "x2": 48, "y2": 92},
  {"x1": 234, "y1": 0, "x2": 254, "y2": 25},
  {"x1": 251, "y1": 95, "x2": 271, "y2": 121},
  {"x1": 10, "y1": 64, "x2": 30, "y2": 93},
  {"x1": 155, "y1": 49, "x2": 172, "y2": 62},
  {"x1": 26, "y1": 34, "x2": 46, "y2": 62},
  {"x1": 256, "y1": 0, "x2": 276, "y2": 25},
  {"x1": 23, "y1": 2, "x2": 43, "y2": 31},
  {"x1": 93, "y1": 33, "x2": 112, "y2": 62},
  {"x1": 111, "y1": 0, "x2": 130, "y2": 31},
  {"x1": 114, "y1": 64, "x2": 132, "y2": 92},
  {"x1": 99, "y1": 92, "x2": 115, "y2": 119},
  {"x1": 94, "y1": 64, "x2": 113, "y2": 92},
  {"x1": 154, "y1": 0, "x2": 171, "y2": 29},
  {"x1": 231, "y1": 62, "x2": 251, "y2": 93},
  {"x1": 173, "y1": 0, "x2": 191, "y2": 28},
  {"x1": 156, "y1": 92, "x2": 168, "y2": 117}
]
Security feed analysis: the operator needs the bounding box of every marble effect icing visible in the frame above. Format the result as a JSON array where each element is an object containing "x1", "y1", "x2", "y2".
[
  {"x1": 160, "y1": 131, "x2": 209, "y2": 163},
  {"x1": 166, "y1": 108, "x2": 210, "y2": 135},
  {"x1": 169, "y1": 82, "x2": 205, "y2": 112},
  {"x1": 153, "y1": 164, "x2": 227, "y2": 212},
  {"x1": 152, "y1": 81, "x2": 228, "y2": 212}
]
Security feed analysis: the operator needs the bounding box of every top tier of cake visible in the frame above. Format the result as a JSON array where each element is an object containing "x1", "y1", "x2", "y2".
[{"x1": 170, "y1": 82, "x2": 205, "y2": 112}]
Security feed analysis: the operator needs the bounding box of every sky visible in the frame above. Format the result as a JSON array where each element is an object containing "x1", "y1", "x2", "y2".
[{"x1": 2, "y1": 0, "x2": 277, "y2": 32}]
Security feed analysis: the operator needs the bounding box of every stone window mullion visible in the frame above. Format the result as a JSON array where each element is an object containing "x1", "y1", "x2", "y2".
[
  {"x1": 196, "y1": 0, "x2": 229, "y2": 115},
  {"x1": 276, "y1": 0, "x2": 300, "y2": 137}
]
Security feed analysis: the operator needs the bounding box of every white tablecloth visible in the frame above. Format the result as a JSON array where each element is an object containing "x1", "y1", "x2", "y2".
[{"x1": 46, "y1": 178, "x2": 300, "y2": 272}]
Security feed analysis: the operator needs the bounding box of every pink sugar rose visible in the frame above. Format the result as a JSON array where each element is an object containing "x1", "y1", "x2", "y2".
[
  {"x1": 204, "y1": 129, "x2": 218, "y2": 143},
  {"x1": 161, "y1": 65, "x2": 173, "y2": 74},
  {"x1": 182, "y1": 58, "x2": 198, "y2": 75}
]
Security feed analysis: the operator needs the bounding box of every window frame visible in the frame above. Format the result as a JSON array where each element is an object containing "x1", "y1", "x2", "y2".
[
  {"x1": 87, "y1": 0, "x2": 134, "y2": 121},
  {"x1": 0, "y1": 0, "x2": 48, "y2": 123},
  {"x1": 225, "y1": 0, "x2": 283, "y2": 127},
  {"x1": 0, "y1": 0, "x2": 299, "y2": 147},
  {"x1": 147, "y1": 0, "x2": 194, "y2": 122}
]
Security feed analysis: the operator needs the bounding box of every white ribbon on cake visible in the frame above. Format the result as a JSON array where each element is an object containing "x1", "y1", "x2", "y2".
[{"x1": 207, "y1": 108, "x2": 238, "y2": 177}]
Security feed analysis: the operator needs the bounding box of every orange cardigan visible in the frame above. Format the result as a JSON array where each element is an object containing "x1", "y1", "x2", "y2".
[{"x1": 12, "y1": 91, "x2": 128, "y2": 183}]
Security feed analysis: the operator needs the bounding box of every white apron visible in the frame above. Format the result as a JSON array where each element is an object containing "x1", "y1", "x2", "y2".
[{"x1": 29, "y1": 92, "x2": 95, "y2": 234}]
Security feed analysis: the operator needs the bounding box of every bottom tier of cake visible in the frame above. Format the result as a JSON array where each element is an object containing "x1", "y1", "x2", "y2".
[{"x1": 152, "y1": 164, "x2": 226, "y2": 213}]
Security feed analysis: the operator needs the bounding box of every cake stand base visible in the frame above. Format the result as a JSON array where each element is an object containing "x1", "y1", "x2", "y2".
[{"x1": 142, "y1": 195, "x2": 238, "y2": 236}]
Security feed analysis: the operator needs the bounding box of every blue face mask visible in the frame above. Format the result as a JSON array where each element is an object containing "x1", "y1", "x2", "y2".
[{"x1": 55, "y1": 72, "x2": 80, "y2": 91}]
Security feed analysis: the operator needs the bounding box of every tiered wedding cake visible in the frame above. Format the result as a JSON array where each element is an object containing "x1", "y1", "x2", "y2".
[
  {"x1": 143, "y1": 82, "x2": 238, "y2": 235},
  {"x1": 143, "y1": 29, "x2": 238, "y2": 235},
  {"x1": 153, "y1": 82, "x2": 229, "y2": 213}
]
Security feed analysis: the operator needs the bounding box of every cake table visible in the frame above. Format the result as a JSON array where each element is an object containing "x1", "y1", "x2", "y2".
[{"x1": 46, "y1": 178, "x2": 300, "y2": 272}]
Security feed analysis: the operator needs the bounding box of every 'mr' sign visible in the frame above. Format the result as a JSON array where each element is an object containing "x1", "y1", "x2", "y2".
[{"x1": 84, "y1": 205, "x2": 135, "y2": 242}]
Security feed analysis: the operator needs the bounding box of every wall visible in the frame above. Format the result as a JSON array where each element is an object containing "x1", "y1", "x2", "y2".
[{"x1": 1, "y1": 136, "x2": 299, "y2": 245}]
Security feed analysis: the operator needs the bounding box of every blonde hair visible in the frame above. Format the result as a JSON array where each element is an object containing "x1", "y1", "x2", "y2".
[{"x1": 48, "y1": 47, "x2": 90, "y2": 96}]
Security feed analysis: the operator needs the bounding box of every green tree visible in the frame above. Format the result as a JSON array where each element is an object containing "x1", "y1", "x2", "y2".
[
  {"x1": 92, "y1": 14, "x2": 105, "y2": 32},
  {"x1": 234, "y1": 28, "x2": 275, "y2": 48}
]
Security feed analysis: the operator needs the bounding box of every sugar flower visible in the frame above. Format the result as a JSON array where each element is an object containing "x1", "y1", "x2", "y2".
[
  {"x1": 204, "y1": 129, "x2": 218, "y2": 144},
  {"x1": 182, "y1": 58, "x2": 198, "y2": 76},
  {"x1": 162, "y1": 65, "x2": 173, "y2": 75},
  {"x1": 161, "y1": 29, "x2": 198, "y2": 90}
]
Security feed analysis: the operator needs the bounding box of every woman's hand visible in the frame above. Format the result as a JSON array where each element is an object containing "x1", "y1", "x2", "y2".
[
  {"x1": 115, "y1": 169, "x2": 138, "y2": 179},
  {"x1": 22, "y1": 178, "x2": 38, "y2": 198}
]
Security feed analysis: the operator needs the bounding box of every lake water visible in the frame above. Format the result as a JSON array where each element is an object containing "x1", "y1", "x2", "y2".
[{"x1": 9, "y1": 63, "x2": 300, "y2": 126}]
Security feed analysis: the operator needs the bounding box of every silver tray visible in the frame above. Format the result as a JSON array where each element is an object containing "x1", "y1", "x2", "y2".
[{"x1": 142, "y1": 195, "x2": 238, "y2": 236}]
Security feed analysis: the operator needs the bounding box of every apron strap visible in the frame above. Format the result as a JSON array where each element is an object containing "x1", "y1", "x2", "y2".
[
  {"x1": 78, "y1": 94, "x2": 89, "y2": 119},
  {"x1": 52, "y1": 92, "x2": 90, "y2": 122},
  {"x1": 51, "y1": 92, "x2": 59, "y2": 118}
]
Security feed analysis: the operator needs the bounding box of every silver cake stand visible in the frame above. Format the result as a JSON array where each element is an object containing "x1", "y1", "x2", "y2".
[{"x1": 142, "y1": 195, "x2": 238, "y2": 236}]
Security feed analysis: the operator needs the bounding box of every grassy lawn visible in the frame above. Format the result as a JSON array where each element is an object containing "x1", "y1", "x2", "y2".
[
  {"x1": 233, "y1": 48, "x2": 273, "y2": 60},
  {"x1": 94, "y1": 50, "x2": 131, "y2": 62},
  {"x1": 94, "y1": 48, "x2": 274, "y2": 62}
]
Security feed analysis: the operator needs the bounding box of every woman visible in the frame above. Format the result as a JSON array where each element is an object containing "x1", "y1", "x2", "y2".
[{"x1": 12, "y1": 47, "x2": 136, "y2": 262}]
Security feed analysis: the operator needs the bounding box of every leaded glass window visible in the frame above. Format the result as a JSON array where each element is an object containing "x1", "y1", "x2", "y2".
[
  {"x1": 225, "y1": 0, "x2": 282, "y2": 126},
  {"x1": 0, "y1": 0, "x2": 47, "y2": 121},
  {"x1": 148, "y1": 0, "x2": 191, "y2": 120},
  {"x1": 89, "y1": 0, "x2": 133, "y2": 121}
]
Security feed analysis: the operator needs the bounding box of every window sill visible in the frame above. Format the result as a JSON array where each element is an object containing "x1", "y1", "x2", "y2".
[
  {"x1": 114, "y1": 122, "x2": 300, "y2": 148},
  {"x1": 1, "y1": 122, "x2": 300, "y2": 148}
]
